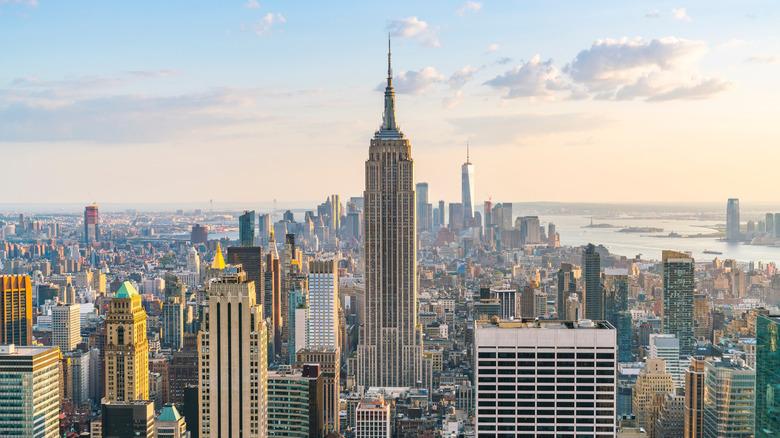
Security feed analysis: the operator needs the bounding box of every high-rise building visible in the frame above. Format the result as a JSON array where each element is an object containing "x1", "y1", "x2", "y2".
[
  {"x1": 0, "y1": 274, "x2": 32, "y2": 345},
  {"x1": 556, "y1": 263, "x2": 577, "y2": 317},
  {"x1": 355, "y1": 393, "x2": 392, "y2": 438},
  {"x1": 105, "y1": 281, "x2": 150, "y2": 402},
  {"x1": 239, "y1": 210, "x2": 256, "y2": 247},
  {"x1": 684, "y1": 357, "x2": 707, "y2": 438},
  {"x1": 307, "y1": 260, "x2": 339, "y2": 350},
  {"x1": 649, "y1": 334, "x2": 682, "y2": 385},
  {"x1": 438, "y1": 200, "x2": 446, "y2": 226},
  {"x1": 461, "y1": 143, "x2": 475, "y2": 227},
  {"x1": 296, "y1": 348, "x2": 340, "y2": 434},
  {"x1": 448, "y1": 202, "x2": 464, "y2": 231},
  {"x1": 62, "y1": 349, "x2": 91, "y2": 406},
  {"x1": 726, "y1": 198, "x2": 740, "y2": 240},
  {"x1": 756, "y1": 309, "x2": 780, "y2": 437},
  {"x1": 101, "y1": 400, "x2": 155, "y2": 438},
  {"x1": 583, "y1": 243, "x2": 603, "y2": 320},
  {"x1": 693, "y1": 294, "x2": 710, "y2": 341},
  {"x1": 0, "y1": 345, "x2": 60, "y2": 438},
  {"x1": 634, "y1": 358, "x2": 675, "y2": 436},
  {"x1": 267, "y1": 365, "x2": 324, "y2": 438},
  {"x1": 662, "y1": 250, "x2": 695, "y2": 357},
  {"x1": 52, "y1": 302, "x2": 81, "y2": 353},
  {"x1": 162, "y1": 274, "x2": 185, "y2": 351},
  {"x1": 199, "y1": 264, "x2": 268, "y2": 438},
  {"x1": 701, "y1": 357, "x2": 755, "y2": 437},
  {"x1": 186, "y1": 246, "x2": 200, "y2": 277},
  {"x1": 766, "y1": 213, "x2": 775, "y2": 238},
  {"x1": 357, "y1": 41, "x2": 422, "y2": 389},
  {"x1": 286, "y1": 262, "x2": 308, "y2": 364},
  {"x1": 191, "y1": 224, "x2": 208, "y2": 245},
  {"x1": 474, "y1": 319, "x2": 617, "y2": 438},
  {"x1": 416, "y1": 182, "x2": 432, "y2": 232},
  {"x1": 84, "y1": 204, "x2": 99, "y2": 244},
  {"x1": 656, "y1": 390, "x2": 686, "y2": 438},
  {"x1": 228, "y1": 246, "x2": 264, "y2": 305}
]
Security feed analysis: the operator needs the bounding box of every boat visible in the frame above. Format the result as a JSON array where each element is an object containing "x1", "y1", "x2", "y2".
[{"x1": 703, "y1": 249, "x2": 723, "y2": 255}]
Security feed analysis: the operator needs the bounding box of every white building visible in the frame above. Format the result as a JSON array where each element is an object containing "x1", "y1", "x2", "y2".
[
  {"x1": 475, "y1": 319, "x2": 617, "y2": 438},
  {"x1": 307, "y1": 260, "x2": 339, "y2": 350},
  {"x1": 52, "y1": 303, "x2": 81, "y2": 352},
  {"x1": 649, "y1": 334, "x2": 682, "y2": 386},
  {"x1": 355, "y1": 393, "x2": 391, "y2": 438}
]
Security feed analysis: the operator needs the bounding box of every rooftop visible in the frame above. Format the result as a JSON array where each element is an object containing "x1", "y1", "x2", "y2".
[
  {"x1": 480, "y1": 319, "x2": 614, "y2": 330},
  {"x1": 115, "y1": 281, "x2": 139, "y2": 298}
]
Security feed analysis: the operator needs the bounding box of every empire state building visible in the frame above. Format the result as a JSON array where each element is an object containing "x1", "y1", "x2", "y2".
[{"x1": 357, "y1": 41, "x2": 422, "y2": 387}]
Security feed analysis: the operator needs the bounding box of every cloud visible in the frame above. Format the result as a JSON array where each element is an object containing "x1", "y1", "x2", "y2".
[
  {"x1": 245, "y1": 0, "x2": 260, "y2": 8},
  {"x1": 254, "y1": 13, "x2": 285, "y2": 36},
  {"x1": 645, "y1": 10, "x2": 660, "y2": 18},
  {"x1": 719, "y1": 39, "x2": 747, "y2": 49},
  {"x1": 456, "y1": 1, "x2": 482, "y2": 16},
  {"x1": 388, "y1": 17, "x2": 440, "y2": 48},
  {"x1": 448, "y1": 65, "x2": 478, "y2": 89},
  {"x1": 672, "y1": 8, "x2": 691, "y2": 22},
  {"x1": 744, "y1": 54, "x2": 780, "y2": 65},
  {"x1": 564, "y1": 37, "x2": 732, "y2": 101},
  {"x1": 448, "y1": 113, "x2": 613, "y2": 146},
  {"x1": 442, "y1": 90, "x2": 464, "y2": 109},
  {"x1": 385, "y1": 67, "x2": 444, "y2": 94},
  {"x1": 487, "y1": 43, "x2": 499, "y2": 52},
  {"x1": 484, "y1": 54, "x2": 568, "y2": 99},
  {"x1": 0, "y1": 0, "x2": 39, "y2": 7},
  {"x1": 9, "y1": 70, "x2": 180, "y2": 92}
]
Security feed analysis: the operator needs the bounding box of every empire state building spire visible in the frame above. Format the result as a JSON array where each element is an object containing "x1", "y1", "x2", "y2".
[{"x1": 376, "y1": 36, "x2": 403, "y2": 139}]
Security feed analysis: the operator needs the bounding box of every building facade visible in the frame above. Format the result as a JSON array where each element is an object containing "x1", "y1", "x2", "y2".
[
  {"x1": 662, "y1": 250, "x2": 695, "y2": 357},
  {"x1": 756, "y1": 309, "x2": 780, "y2": 437},
  {"x1": 199, "y1": 266, "x2": 268, "y2": 438},
  {"x1": 52, "y1": 302, "x2": 81, "y2": 352},
  {"x1": 357, "y1": 42, "x2": 422, "y2": 388},
  {"x1": 105, "y1": 282, "x2": 150, "y2": 402},
  {"x1": 0, "y1": 274, "x2": 32, "y2": 345},
  {"x1": 0, "y1": 345, "x2": 60, "y2": 438},
  {"x1": 474, "y1": 319, "x2": 617, "y2": 438}
]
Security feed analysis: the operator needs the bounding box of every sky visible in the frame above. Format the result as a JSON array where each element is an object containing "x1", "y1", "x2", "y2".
[{"x1": 1, "y1": 0, "x2": 779, "y2": 207}]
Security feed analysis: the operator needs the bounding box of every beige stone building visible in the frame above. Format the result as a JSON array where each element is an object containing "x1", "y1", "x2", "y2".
[
  {"x1": 633, "y1": 358, "x2": 674, "y2": 437},
  {"x1": 105, "y1": 281, "x2": 149, "y2": 402}
]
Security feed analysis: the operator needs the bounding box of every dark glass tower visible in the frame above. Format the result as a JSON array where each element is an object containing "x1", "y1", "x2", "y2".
[
  {"x1": 756, "y1": 309, "x2": 780, "y2": 437},
  {"x1": 239, "y1": 210, "x2": 255, "y2": 247},
  {"x1": 662, "y1": 250, "x2": 695, "y2": 357},
  {"x1": 582, "y1": 243, "x2": 603, "y2": 320}
]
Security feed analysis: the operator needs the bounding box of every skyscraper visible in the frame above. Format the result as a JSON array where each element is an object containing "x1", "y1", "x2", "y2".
[
  {"x1": 726, "y1": 198, "x2": 740, "y2": 240},
  {"x1": 52, "y1": 302, "x2": 81, "y2": 353},
  {"x1": 701, "y1": 357, "x2": 755, "y2": 437},
  {"x1": 307, "y1": 260, "x2": 339, "y2": 350},
  {"x1": 84, "y1": 204, "x2": 99, "y2": 244},
  {"x1": 0, "y1": 274, "x2": 33, "y2": 345},
  {"x1": 0, "y1": 345, "x2": 61, "y2": 438},
  {"x1": 105, "y1": 281, "x2": 150, "y2": 402},
  {"x1": 161, "y1": 274, "x2": 185, "y2": 351},
  {"x1": 474, "y1": 319, "x2": 617, "y2": 438},
  {"x1": 766, "y1": 213, "x2": 775, "y2": 238},
  {"x1": 199, "y1": 264, "x2": 268, "y2": 437},
  {"x1": 228, "y1": 246, "x2": 264, "y2": 305},
  {"x1": 357, "y1": 40, "x2": 422, "y2": 388},
  {"x1": 756, "y1": 308, "x2": 780, "y2": 437},
  {"x1": 461, "y1": 143, "x2": 474, "y2": 227},
  {"x1": 583, "y1": 243, "x2": 603, "y2": 320},
  {"x1": 416, "y1": 182, "x2": 432, "y2": 232},
  {"x1": 239, "y1": 210, "x2": 256, "y2": 247},
  {"x1": 684, "y1": 357, "x2": 707, "y2": 438},
  {"x1": 662, "y1": 250, "x2": 695, "y2": 357},
  {"x1": 604, "y1": 269, "x2": 630, "y2": 361},
  {"x1": 556, "y1": 263, "x2": 576, "y2": 317}
]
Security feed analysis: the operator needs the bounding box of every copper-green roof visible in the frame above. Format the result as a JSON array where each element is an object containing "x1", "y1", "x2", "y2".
[
  {"x1": 115, "y1": 281, "x2": 139, "y2": 298},
  {"x1": 158, "y1": 404, "x2": 182, "y2": 422}
]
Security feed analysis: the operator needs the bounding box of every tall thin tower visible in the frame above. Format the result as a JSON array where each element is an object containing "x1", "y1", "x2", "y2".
[
  {"x1": 357, "y1": 39, "x2": 422, "y2": 387},
  {"x1": 461, "y1": 142, "x2": 475, "y2": 227}
]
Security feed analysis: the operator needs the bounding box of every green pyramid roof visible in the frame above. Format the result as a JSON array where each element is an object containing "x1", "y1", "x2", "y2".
[
  {"x1": 115, "y1": 281, "x2": 139, "y2": 298},
  {"x1": 158, "y1": 404, "x2": 182, "y2": 422}
]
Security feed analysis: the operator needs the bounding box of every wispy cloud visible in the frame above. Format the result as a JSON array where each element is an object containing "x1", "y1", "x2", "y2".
[
  {"x1": 645, "y1": 10, "x2": 660, "y2": 18},
  {"x1": 244, "y1": 0, "x2": 260, "y2": 8},
  {"x1": 388, "y1": 17, "x2": 440, "y2": 48},
  {"x1": 381, "y1": 67, "x2": 444, "y2": 94},
  {"x1": 448, "y1": 65, "x2": 478, "y2": 89},
  {"x1": 487, "y1": 43, "x2": 500, "y2": 53},
  {"x1": 442, "y1": 90, "x2": 465, "y2": 109},
  {"x1": 456, "y1": 1, "x2": 482, "y2": 16},
  {"x1": 449, "y1": 113, "x2": 613, "y2": 146},
  {"x1": 254, "y1": 12, "x2": 285, "y2": 36},
  {"x1": 672, "y1": 8, "x2": 691, "y2": 22},
  {"x1": 744, "y1": 54, "x2": 780, "y2": 65},
  {"x1": 484, "y1": 54, "x2": 568, "y2": 99}
]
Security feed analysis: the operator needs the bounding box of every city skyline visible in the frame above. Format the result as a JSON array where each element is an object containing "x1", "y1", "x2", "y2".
[{"x1": 2, "y1": 1, "x2": 780, "y2": 204}]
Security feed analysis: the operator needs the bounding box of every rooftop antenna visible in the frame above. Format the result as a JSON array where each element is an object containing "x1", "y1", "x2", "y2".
[{"x1": 466, "y1": 140, "x2": 470, "y2": 163}]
